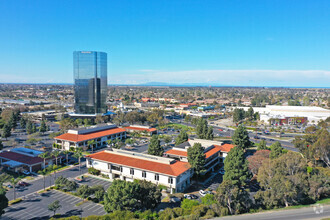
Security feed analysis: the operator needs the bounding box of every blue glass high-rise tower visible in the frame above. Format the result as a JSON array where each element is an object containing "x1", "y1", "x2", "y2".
[{"x1": 73, "y1": 51, "x2": 107, "y2": 115}]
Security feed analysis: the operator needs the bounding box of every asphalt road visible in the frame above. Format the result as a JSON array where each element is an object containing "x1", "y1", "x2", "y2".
[
  {"x1": 6, "y1": 163, "x2": 87, "y2": 201},
  {"x1": 213, "y1": 205, "x2": 330, "y2": 220},
  {"x1": 174, "y1": 119, "x2": 299, "y2": 152}
]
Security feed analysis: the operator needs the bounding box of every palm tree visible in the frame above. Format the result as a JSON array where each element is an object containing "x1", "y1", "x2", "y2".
[
  {"x1": 38, "y1": 152, "x2": 50, "y2": 169},
  {"x1": 10, "y1": 177, "x2": 20, "y2": 200},
  {"x1": 73, "y1": 148, "x2": 83, "y2": 174},
  {"x1": 106, "y1": 139, "x2": 114, "y2": 148},
  {"x1": 63, "y1": 150, "x2": 70, "y2": 166},
  {"x1": 87, "y1": 140, "x2": 96, "y2": 153},
  {"x1": 38, "y1": 169, "x2": 47, "y2": 191},
  {"x1": 51, "y1": 150, "x2": 61, "y2": 166}
]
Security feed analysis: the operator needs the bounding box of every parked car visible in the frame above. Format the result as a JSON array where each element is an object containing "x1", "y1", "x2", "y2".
[
  {"x1": 6, "y1": 184, "x2": 13, "y2": 188},
  {"x1": 190, "y1": 194, "x2": 198, "y2": 199},
  {"x1": 219, "y1": 170, "x2": 225, "y2": 175},
  {"x1": 184, "y1": 194, "x2": 192, "y2": 199},
  {"x1": 18, "y1": 181, "x2": 29, "y2": 187},
  {"x1": 22, "y1": 170, "x2": 31, "y2": 175},
  {"x1": 170, "y1": 196, "x2": 181, "y2": 203},
  {"x1": 254, "y1": 136, "x2": 260, "y2": 139},
  {"x1": 199, "y1": 190, "x2": 207, "y2": 197}
]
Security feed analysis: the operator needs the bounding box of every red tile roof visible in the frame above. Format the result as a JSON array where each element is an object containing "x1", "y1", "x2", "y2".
[
  {"x1": 165, "y1": 149, "x2": 188, "y2": 157},
  {"x1": 55, "y1": 128, "x2": 126, "y2": 142},
  {"x1": 86, "y1": 151, "x2": 191, "y2": 177},
  {"x1": 205, "y1": 145, "x2": 223, "y2": 158},
  {"x1": 0, "y1": 151, "x2": 44, "y2": 165},
  {"x1": 166, "y1": 144, "x2": 233, "y2": 159},
  {"x1": 124, "y1": 126, "x2": 157, "y2": 132},
  {"x1": 214, "y1": 144, "x2": 235, "y2": 152}
]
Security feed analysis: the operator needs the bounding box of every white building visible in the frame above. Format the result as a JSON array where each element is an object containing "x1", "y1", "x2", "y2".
[
  {"x1": 235, "y1": 105, "x2": 330, "y2": 125},
  {"x1": 86, "y1": 149, "x2": 192, "y2": 193},
  {"x1": 165, "y1": 139, "x2": 234, "y2": 173},
  {"x1": 54, "y1": 124, "x2": 126, "y2": 151}
]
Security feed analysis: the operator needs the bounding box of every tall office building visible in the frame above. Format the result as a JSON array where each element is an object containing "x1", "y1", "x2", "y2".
[{"x1": 73, "y1": 51, "x2": 108, "y2": 115}]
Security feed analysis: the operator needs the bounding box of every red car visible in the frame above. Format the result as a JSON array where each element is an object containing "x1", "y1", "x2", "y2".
[
  {"x1": 18, "y1": 181, "x2": 29, "y2": 187},
  {"x1": 218, "y1": 129, "x2": 223, "y2": 131}
]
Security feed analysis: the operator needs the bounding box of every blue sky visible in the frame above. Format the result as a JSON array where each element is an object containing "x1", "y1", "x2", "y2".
[{"x1": 0, "y1": 0, "x2": 329, "y2": 87}]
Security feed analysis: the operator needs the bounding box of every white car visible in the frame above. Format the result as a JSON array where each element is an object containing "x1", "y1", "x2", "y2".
[
  {"x1": 199, "y1": 190, "x2": 207, "y2": 197},
  {"x1": 184, "y1": 194, "x2": 192, "y2": 199}
]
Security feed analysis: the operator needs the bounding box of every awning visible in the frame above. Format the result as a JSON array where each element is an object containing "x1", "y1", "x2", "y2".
[{"x1": 1, "y1": 160, "x2": 24, "y2": 168}]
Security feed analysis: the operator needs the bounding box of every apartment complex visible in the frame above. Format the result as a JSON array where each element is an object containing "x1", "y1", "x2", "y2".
[
  {"x1": 86, "y1": 149, "x2": 192, "y2": 193},
  {"x1": 54, "y1": 124, "x2": 126, "y2": 151}
]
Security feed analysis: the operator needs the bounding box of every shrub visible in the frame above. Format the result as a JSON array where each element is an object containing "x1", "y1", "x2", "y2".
[
  {"x1": 181, "y1": 199, "x2": 200, "y2": 215},
  {"x1": 191, "y1": 205, "x2": 209, "y2": 217},
  {"x1": 9, "y1": 198, "x2": 23, "y2": 205},
  {"x1": 88, "y1": 167, "x2": 101, "y2": 176}
]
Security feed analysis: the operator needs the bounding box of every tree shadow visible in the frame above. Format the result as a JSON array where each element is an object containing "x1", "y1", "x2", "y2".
[{"x1": 6, "y1": 206, "x2": 26, "y2": 212}]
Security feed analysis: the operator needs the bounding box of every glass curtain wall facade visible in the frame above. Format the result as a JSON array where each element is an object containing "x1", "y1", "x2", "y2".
[{"x1": 73, "y1": 51, "x2": 107, "y2": 114}]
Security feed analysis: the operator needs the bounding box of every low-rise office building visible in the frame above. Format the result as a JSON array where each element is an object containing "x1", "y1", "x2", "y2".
[
  {"x1": 86, "y1": 149, "x2": 192, "y2": 193},
  {"x1": 165, "y1": 139, "x2": 234, "y2": 173},
  {"x1": 0, "y1": 148, "x2": 57, "y2": 173},
  {"x1": 124, "y1": 125, "x2": 158, "y2": 136},
  {"x1": 54, "y1": 124, "x2": 126, "y2": 151}
]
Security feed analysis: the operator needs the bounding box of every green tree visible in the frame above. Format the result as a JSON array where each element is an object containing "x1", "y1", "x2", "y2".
[
  {"x1": 148, "y1": 135, "x2": 163, "y2": 156},
  {"x1": 0, "y1": 140, "x2": 3, "y2": 151},
  {"x1": 201, "y1": 194, "x2": 216, "y2": 206},
  {"x1": 39, "y1": 120, "x2": 47, "y2": 133},
  {"x1": 215, "y1": 180, "x2": 251, "y2": 215},
  {"x1": 175, "y1": 130, "x2": 188, "y2": 145},
  {"x1": 32, "y1": 124, "x2": 37, "y2": 133},
  {"x1": 232, "y1": 125, "x2": 251, "y2": 150},
  {"x1": 196, "y1": 118, "x2": 208, "y2": 139},
  {"x1": 181, "y1": 199, "x2": 200, "y2": 214},
  {"x1": 73, "y1": 148, "x2": 83, "y2": 173},
  {"x1": 257, "y1": 139, "x2": 268, "y2": 150},
  {"x1": 163, "y1": 135, "x2": 172, "y2": 146},
  {"x1": 0, "y1": 186, "x2": 8, "y2": 217},
  {"x1": 48, "y1": 200, "x2": 61, "y2": 216},
  {"x1": 246, "y1": 107, "x2": 254, "y2": 121},
  {"x1": 255, "y1": 152, "x2": 309, "y2": 208},
  {"x1": 138, "y1": 180, "x2": 162, "y2": 210},
  {"x1": 104, "y1": 180, "x2": 141, "y2": 212},
  {"x1": 310, "y1": 129, "x2": 330, "y2": 168},
  {"x1": 2, "y1": 123, "x2": 11, "y2": 140},
  {"x1": 63, "y1": 150, "x2": 70, "y2": 166},
  {"x1": 87, "y1": 140, "x2": 97, "y2": 153},
  {"x1": 10, "y1": 177, "x2": 20, "y2": 200},
  {"x1": 51, "y1": 150, "x2": 61, "y2": 166},
  {"x1": 26, "y1": 120, "x2": 33, "y2": 134},
  {"x1": 223, "y1": 147, "x2": 251, "y2": 187},
  {"x1": 269, "y1": 141, "x2": 284, "y2": 159},
  {"x1": 76, "y1": 184, "x2": 93, "y2": 200},
  {"x1": 38, "y1": 152, "x2": 50, "y2": 169},
  {"x1": 206, "y1": 126, "x2": 214, "y2": 140},
  {"x1": 187, "y1": 143, "x2": 206, "y2": 176},
  {"x1": 233, "y1": 108, "x2": 245, "y2": 123}
]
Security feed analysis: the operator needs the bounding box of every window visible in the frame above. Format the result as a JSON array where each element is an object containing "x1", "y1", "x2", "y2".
[
  {"x1": 130, "y1": 168, "x2": 134, "y2": 175},
  {"x1": 142, "y1": 171, "x2": 146, "y2": 178},
  {"x1": 168, "y1": 177, "x2": 173, "y2": 184},
  {"x1": 108, "y1": 163, "x2": 111, "y2": 170},
  {"x1": 155, "y1": 174, "x2": 159, "y2": 181}
]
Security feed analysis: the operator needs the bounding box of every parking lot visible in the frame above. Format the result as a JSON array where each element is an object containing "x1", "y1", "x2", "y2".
[
  {"x1": 77, "y1": 175, "x2": 112, "y2": 189},
  {"x1": 2, "y1": 190, "x2": 106, "y2": 220}
]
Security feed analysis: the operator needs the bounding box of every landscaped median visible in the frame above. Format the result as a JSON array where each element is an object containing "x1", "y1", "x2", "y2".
[{"x1": 8, "y1": 198, "x2": 23, "y2": 206}]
